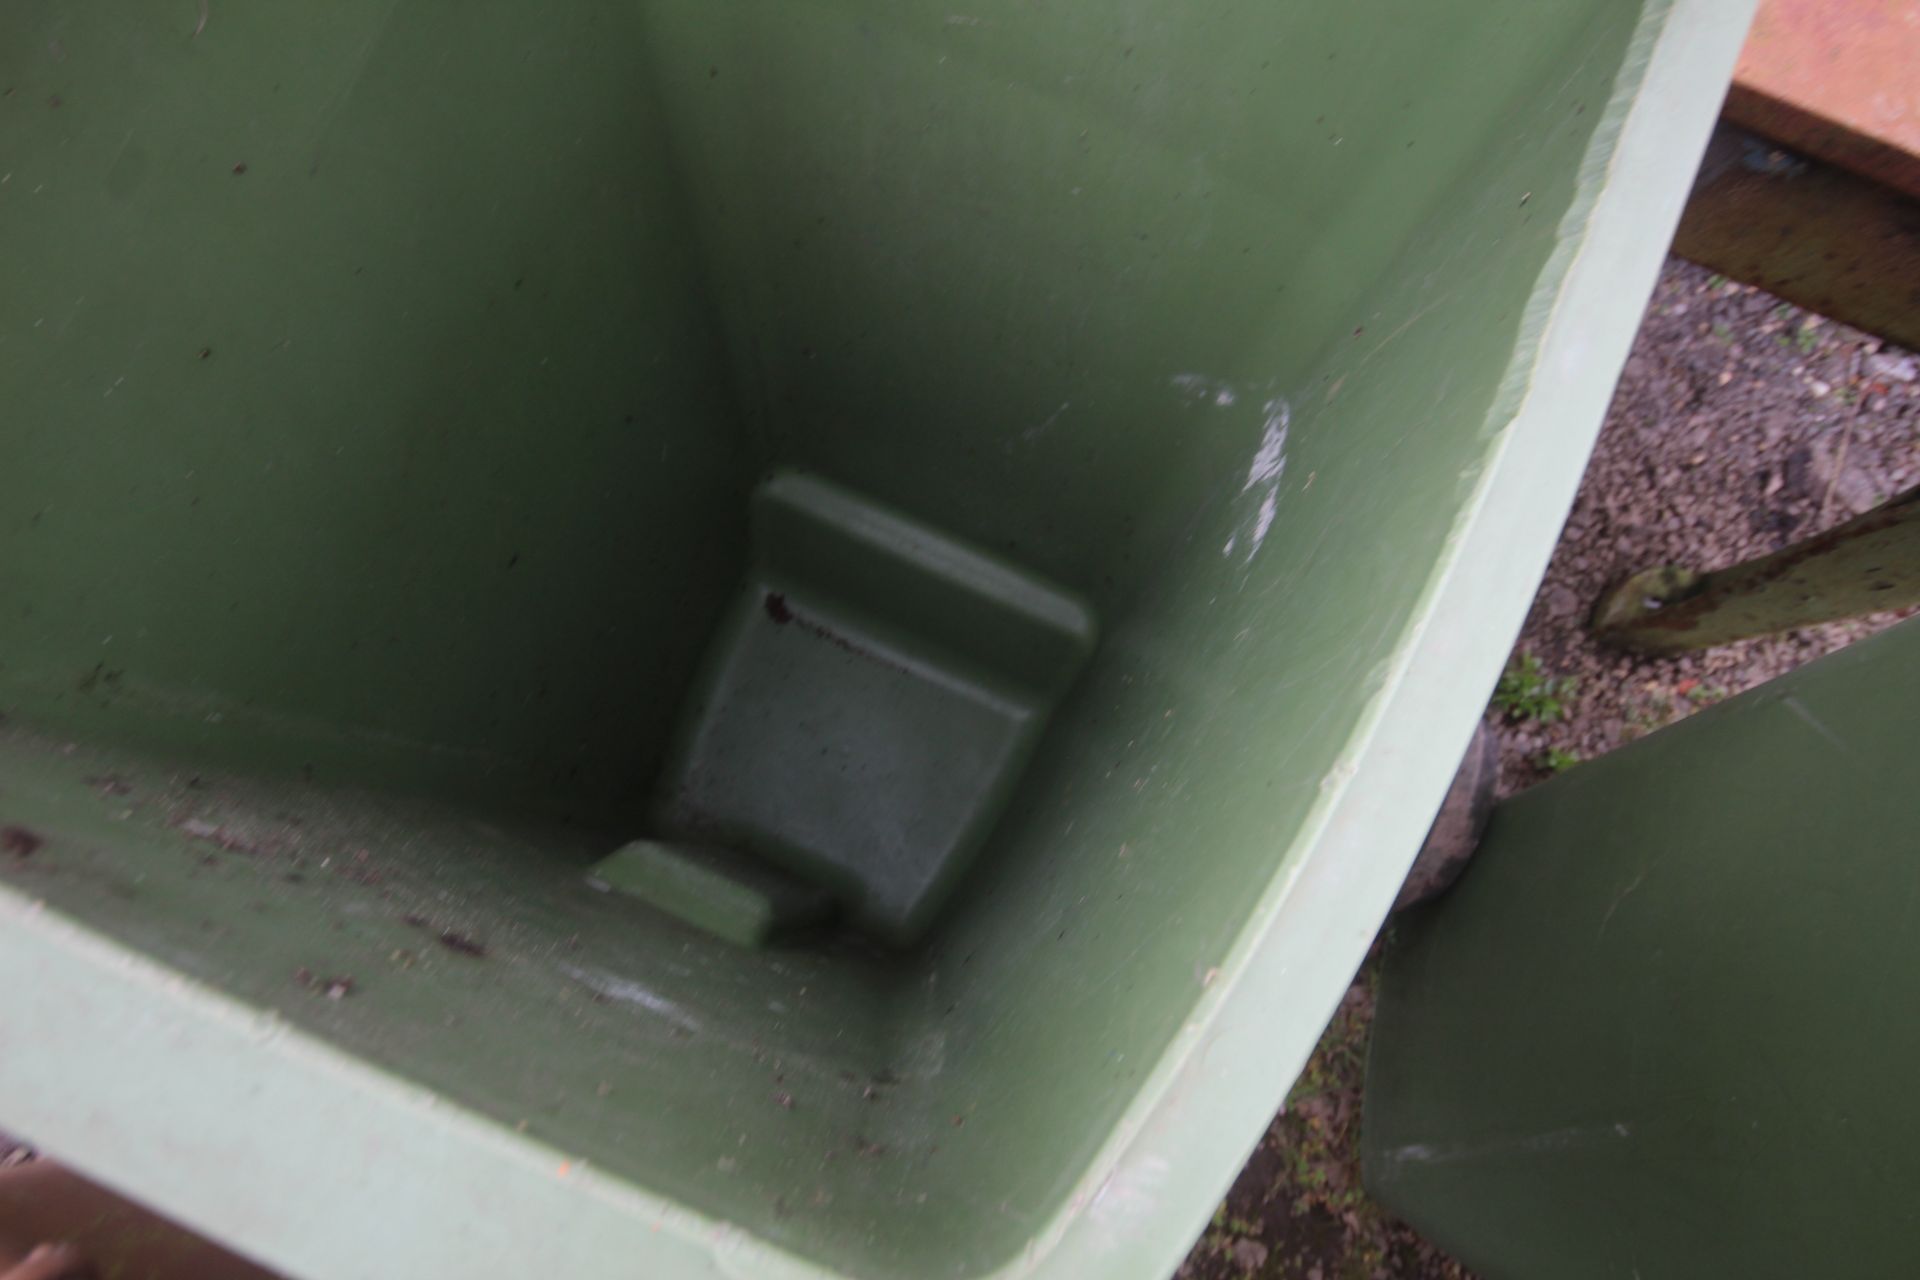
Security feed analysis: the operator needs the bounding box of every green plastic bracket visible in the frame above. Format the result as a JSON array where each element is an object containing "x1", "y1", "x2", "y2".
[
  {"x1": 648, "y1": 471, "x2": 1098, "y2": 947},
  {"x1": 585, "y1": 840, "x2": 833, "y2": 949}
]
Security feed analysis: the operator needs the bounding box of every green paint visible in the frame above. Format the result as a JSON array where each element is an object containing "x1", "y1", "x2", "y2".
[{"x1": 0, "y1": 1, "x2": 1751, "y2": 1277}]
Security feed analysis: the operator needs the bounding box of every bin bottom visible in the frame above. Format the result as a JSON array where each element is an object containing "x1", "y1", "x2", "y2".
[{"x1": 0, "y1": 719, "x2": 907, "y2": 1272}]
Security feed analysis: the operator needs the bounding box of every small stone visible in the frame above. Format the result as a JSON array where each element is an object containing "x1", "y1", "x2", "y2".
[
  {"x1": 1808, "y1": 437, "x2": 1881, "y2": 515},
  {"x1": 1783, "y1": 447, "x2": 1812, "y2": 497},
  {"x1": 1865, "y1": 352, "x2": 1917, "y2": 383},
  {"x1": 1809, "y1": 380, "x2": 1831, "y2": 398}
]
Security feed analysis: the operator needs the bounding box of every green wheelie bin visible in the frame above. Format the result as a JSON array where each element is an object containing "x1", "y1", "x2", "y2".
[{"x1": 0, "y1": 1, "x2": 1752, "y2": 1276}]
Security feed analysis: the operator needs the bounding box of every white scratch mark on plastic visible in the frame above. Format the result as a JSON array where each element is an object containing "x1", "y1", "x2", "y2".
[
  {"x1": 1170, "y1": 376, "x2": 1289, "y2": 562},
  {"x1": 1597, "y1": 870, "x2": 1647, "y2": 938},
  {"x1": 1223, "y1": 397, "x2": 1290, "y2": 562},
  {"x1": 1782, "y1": 695, "x2": 1851, "y2": 756},
  {"x1": 1171, "y1": 373, "x2": 1237, "y2": 407},
  {"x1": 1087, "y1": 1154, "x2": 1169, "y2": 1242},
  {"x1": 559, "y1": 963, "x2": 702, "y2": 1034},
  {"x1": 1242, "y1": 399, "x2": 1289, "y2": 492},
  {"x1": 1248, "y1": 488, "x2": 1278, "y2": 551},
  {"x1": 1388, "y1": 1122, "x2": 1633, "y2": 1167},
  {"x1": 898, "y1": 1029, "x2": 948, "y2": 1079},
  {"x1": 1023, "y1": 400, "x2": 1071, "y2": 444}
]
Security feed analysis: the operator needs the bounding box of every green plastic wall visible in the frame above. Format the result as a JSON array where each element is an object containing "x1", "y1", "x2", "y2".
[
  {"x1": 0, "y1": 2, "x2": 1752, "y2": 1278},
  {"x1": 1366, "y1": 618, "x2": 1920, "y2": 1279}
]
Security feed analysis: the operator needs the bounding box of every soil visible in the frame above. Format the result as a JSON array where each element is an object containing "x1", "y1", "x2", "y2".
[{"x1": 1179, "y1": 256, "x2": 1919, "y2": 1280}]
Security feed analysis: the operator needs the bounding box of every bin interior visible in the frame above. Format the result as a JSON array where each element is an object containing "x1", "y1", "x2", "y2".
[{"x1": 2, "y1": 1, "x2": 1664, "y2": 1276}]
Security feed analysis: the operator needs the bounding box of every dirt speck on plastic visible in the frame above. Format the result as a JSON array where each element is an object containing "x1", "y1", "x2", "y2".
[
  {"x1": 1, "y1": 826, "x2": 46, "y2": 858},
  {"x1": 437, "y1": 930, "x2": 488, "y2": 958}
]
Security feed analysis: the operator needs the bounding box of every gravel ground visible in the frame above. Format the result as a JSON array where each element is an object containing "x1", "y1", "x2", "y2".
[
  {"x1": 1179, "y1": 255, "x2": 1919, "y2": 1280},
  {"x1": 1496, "y1": 258, "x2": 1920, "y2": 789}
]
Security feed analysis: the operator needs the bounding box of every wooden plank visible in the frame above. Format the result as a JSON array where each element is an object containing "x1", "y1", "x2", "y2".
[{"x1": 1727, "y1": 0, "x2": 1920, "y2": 201}]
